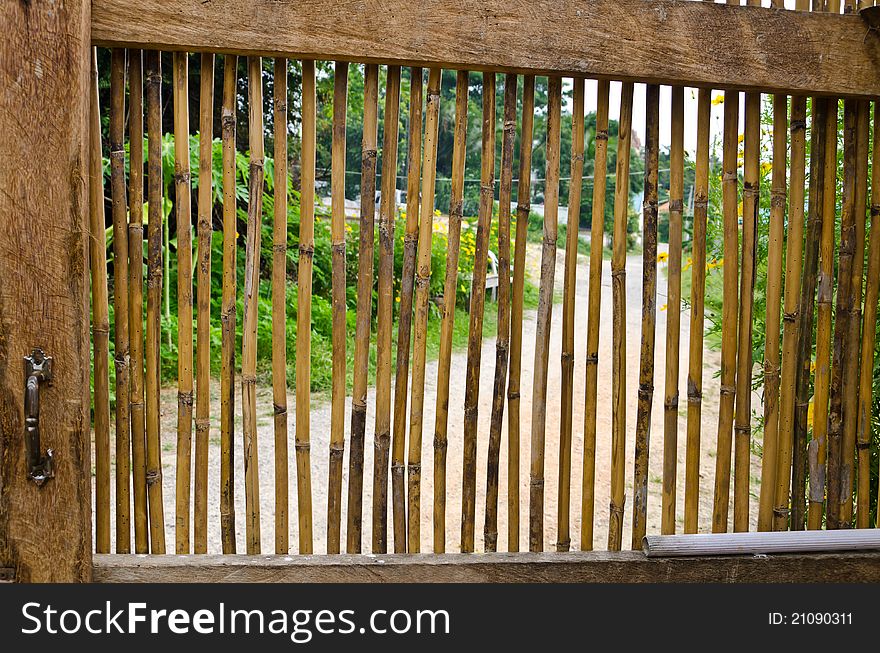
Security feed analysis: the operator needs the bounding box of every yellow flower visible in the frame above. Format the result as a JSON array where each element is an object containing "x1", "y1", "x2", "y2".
[
  {"x1": 660, "y1": 304, "x2": 667, "y2": 312},
  {"x1": 807, "y1": 398, "x2": 814, "y2": 429},
  {"x1": 761, "y1": 162, "x2": 772, "y2": 176},
  {"x1": 738, "y1": 134, "x2": 745, "y2": 144},
  {"x1": 711, "y1": 94, "x2": 724, "y2": 106},
  {"x1": 683, "y1": 260, "x2": 692, "y2": 272},
  {"x1": 657, "y1": 252, "x2": 669, "y2": 263}
]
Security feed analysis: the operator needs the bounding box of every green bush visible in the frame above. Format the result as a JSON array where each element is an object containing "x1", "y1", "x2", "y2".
[{"x1": 101, "y1": 132, "x2": 542, "y2": 404}]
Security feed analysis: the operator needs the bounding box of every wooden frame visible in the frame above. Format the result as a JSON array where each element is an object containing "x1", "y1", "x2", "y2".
[
  {"x1": 0, "y1": 0, "x2": 93, "y2": 581},
  {"x1": 90, "y1": 0, "x2": 880, "y2": 98},
  {"x1": 93, "y1": 552, "x2": 880, "y2": 583}
]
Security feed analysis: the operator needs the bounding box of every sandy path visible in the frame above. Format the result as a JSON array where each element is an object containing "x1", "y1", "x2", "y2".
[{"x1": 100, "y1": 243, "x2": 762, "y2": 553}]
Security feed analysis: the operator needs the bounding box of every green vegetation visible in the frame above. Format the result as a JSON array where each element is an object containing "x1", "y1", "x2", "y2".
[
  {"x1": 98, "y1": 132, "x2": 540, "y2": 406},
  {"x1": 676, "y1": 95, "x2": 878, "y2": 524}
]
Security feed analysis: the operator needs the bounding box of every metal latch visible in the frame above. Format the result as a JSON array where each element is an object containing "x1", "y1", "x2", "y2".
[{"x1": 24, "y1": 348, "x2": 54, "y2": 486}]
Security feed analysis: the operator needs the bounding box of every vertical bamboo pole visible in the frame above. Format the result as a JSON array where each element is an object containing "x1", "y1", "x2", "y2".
[
  {"x1": 806, "y1": 100, "x2": 837, "y2": 531},
  {"x1": 581, "y1": 79, "x2": 610, "y2": 548},
  {"x1": 856, "y1": 102, "x2": 880, "y2": 528},
  {"x1": 272, "y1": 57, "x2": 289, "y2": 554},
  {"x1": 241, "y1": 56, "x2": 265, "y2": 555},
  {"x1": 407, "y1": 67, "x2": 442, "y2": 554},
  {"x1": 553, "y1": 77, "x2": 584, "y2": 553},
  {"x1": 89, "y1": 49, "x2": 111, "y2": 555},
  {"x1": 173, "y1": 51, "x2": 194, "y2": 555},
  {"x1": 373, "y1": 65, "x2": 401, "y2": 554},
  {"x1": 485, "y1": 73, "x2": 517, "y2": 553},
  {"x1": 662, "y1": 86, "x2": 684, "y2": 536},
  {"x1": 324, "y1": 61, "x2": 345, "y2": 554},
  {"x1": 773, "y1": 93, "x2": 808, "y2": 532},
  {"x1": 346, "y1": 64, "x2": 379, "y2": 554},
  {"x1": 757, "y1": 94, "x2": 788, "y2": 532},
  {"x1": 609, "y1": 82, "x2": 634, "y2": 551},
  {"x1": 528, "y1": 75, "x2": 562, "y2": 553},
  {"x1": 509, "y1": 75, "x2": 536, "y2": 553},
  {"x1": 856, "y1": 102, "x2": 880, "y2": 529},
  {"x1": 432, "y1": 71, "x2": 468, "y2": 554},
  {"x1": 827, "y1": 100, "x2": 853, "y2": 531},
  {"x1": 219, "y1": 54, "x2": 238, "y2": 554},
  {"x1": 193, "y1": 53, "x2": 214, "y2": 555},
  {"x1": 733, "y1": 91, "x2": 760, "y2": 533},
  {"x1": 632, "y1": 83, "x2": 660, "y2": 548},
  {"x1": 109, "y1": 48, "x2": 131, "y2": 553},
  {"x1": 144, "y1": 50, "x2": 166, "y2": 553},
  {"x1": 684, "y1": 87, "x2": 711, "y2": 535},
  {"x1": 839, "y1": 100, "x2": 868, "y2": 526},
  {"x1": 462, "y1": 72, "x2": 497, "y2": 553},
  {"x1": 298, "y1": 59, "x2": 317, "y2": 555},
  {"x1": 128, "y1": 50, "x2": 149, "y2": 554},
  {"x1": 393, "y1": 67, "x2": 423, "y2": 553},
  {"x1": 711, "y1": 90, "x2": 740, "y2": 534}
]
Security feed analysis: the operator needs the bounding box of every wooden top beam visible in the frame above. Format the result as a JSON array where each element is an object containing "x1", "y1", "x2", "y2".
[
  {"x1": 91, "y1": 0, "x2": 880, "y2": 98},
  {"x1": 93, "y1": 551, "x2": 880, "y2": 583}
]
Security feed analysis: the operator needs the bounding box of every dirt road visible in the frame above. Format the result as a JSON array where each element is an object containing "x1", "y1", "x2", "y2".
[{"x1": 100, "y1": 244, "x2": 762, "y2": 553}]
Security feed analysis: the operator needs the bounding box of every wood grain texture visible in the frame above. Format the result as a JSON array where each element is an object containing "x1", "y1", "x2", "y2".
[
  {"x1": 93, "y1": 551, "x2": 880, "y2": 583},
  {"x1": 0, "y1": 0, "x2": 93, "y2": 581},
  {"x1": 91, "y1": 0, "x2": 880, "y2": 99}
]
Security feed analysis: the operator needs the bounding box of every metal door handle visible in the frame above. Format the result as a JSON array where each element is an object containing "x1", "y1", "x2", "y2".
[{"x1": 24, "y1": 348, "x2": 54, "y2": 485}]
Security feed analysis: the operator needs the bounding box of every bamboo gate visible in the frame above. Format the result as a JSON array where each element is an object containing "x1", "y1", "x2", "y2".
[{"x1": 2, "y1": 0, "x2": 880, "y2": 582}]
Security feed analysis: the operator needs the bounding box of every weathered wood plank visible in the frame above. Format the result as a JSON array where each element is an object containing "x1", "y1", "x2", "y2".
[
  {"x1": 90, "y1": 0, "x2": 880, "y2": 98},
  {"x1": 0, "y1": 0, "x2": 93, "y2": 582},
  {"x1": 93, "y1": 551, "x2": 880, "y2": 583}
]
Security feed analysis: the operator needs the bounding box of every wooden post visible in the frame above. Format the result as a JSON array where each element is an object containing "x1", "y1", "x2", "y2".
[
  {"x1": 711, "y1": 89, "x2": 740, "y2": 534},
  {"x1": 485, "y1": 73, "x2": 517, "y2": 553},
  {"x1": 272, "y1": 57, "x2": 289, "y2": 554},
  {"x1": 433, "y1": 70, "x2": 469, "y2": 554},
  {"x1": 757, "y1": 93, "x2": 788, "y2": 533},
  {"x1": 373, "y1": 65, "x2": 402, "y2": 554},
  {"x1": 838, "y1": 100, "x2": 868, "y2": 527},
  {"x1": 684, "y1": 87, "x2": 711, "y2": 535},
  {"x1": 462, "y1": 72, "x2": 496, "y2": 553},
  {"x1": 734, "y1": 90, "x2": 760, "y2": 533},
  {"x1": 109, "y1": 49, "x2": 131, "y2": 554},
  {"x1": 194, "y1": 53, "x2": 215, "y2": 555},
  {"x1": 632, "y1": 83, "x2": 659, "y2": 548},
  {"x1": 324, "y1": 61, "x2": 345, "y2": 554},
  {"x1": 529, "y1": 75, "x2": 562, "y2": 553},
  {"x1": 393, "y1": 67, "x2": 424, "y2": 554},
  {"x1": 793, "y1": 97, "x2": 828, "y2": 532},
  {"x1": 509, "y1": 75, "x2": 536, "y2": 553},
  {"x1": 298, "y1": 59, "x2": 317, "y2": 555},
  {"x1": 407, "y1": 67, "x2": 443, "y2": 554},
  {"x1": 241, "y1": 56, "x2": 265, "y2": 554},
  {"x1": 856, "y1": 101, "x2": 880, "y2": 529},
  {"x1": 662, "y1": 86, "x2": 685, "y2": 536},
  {"x1": 609, "y1": 82, "x2": 634, "y2": 551},
  {"x1": 128, "y1": 49, "x2": 149, "y2": 554},
  {"x1": 144, "y1": 49, "x2": 167, "y2": 553},
  {"x1": 556, "y1": 77, "x2": 584, "y2": 553},
  {"x1": 346, "y1": 64, "x2": 379, "y2": 555},
  {"x1": 0, "y1": 0, "x2": 93, "y2": 581},
  {"x1": 89, "y1": 50, "x2": 111, "y2": 555},
  {"x1": 581, "y1": 79, "x2": 610, "y2": 549},
  {"x1": 219, "y1": 54, "x2": 239, "y2": 554},
  {"x1": 173, "y1": 51, "x2": 194, "y2": 555}
]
